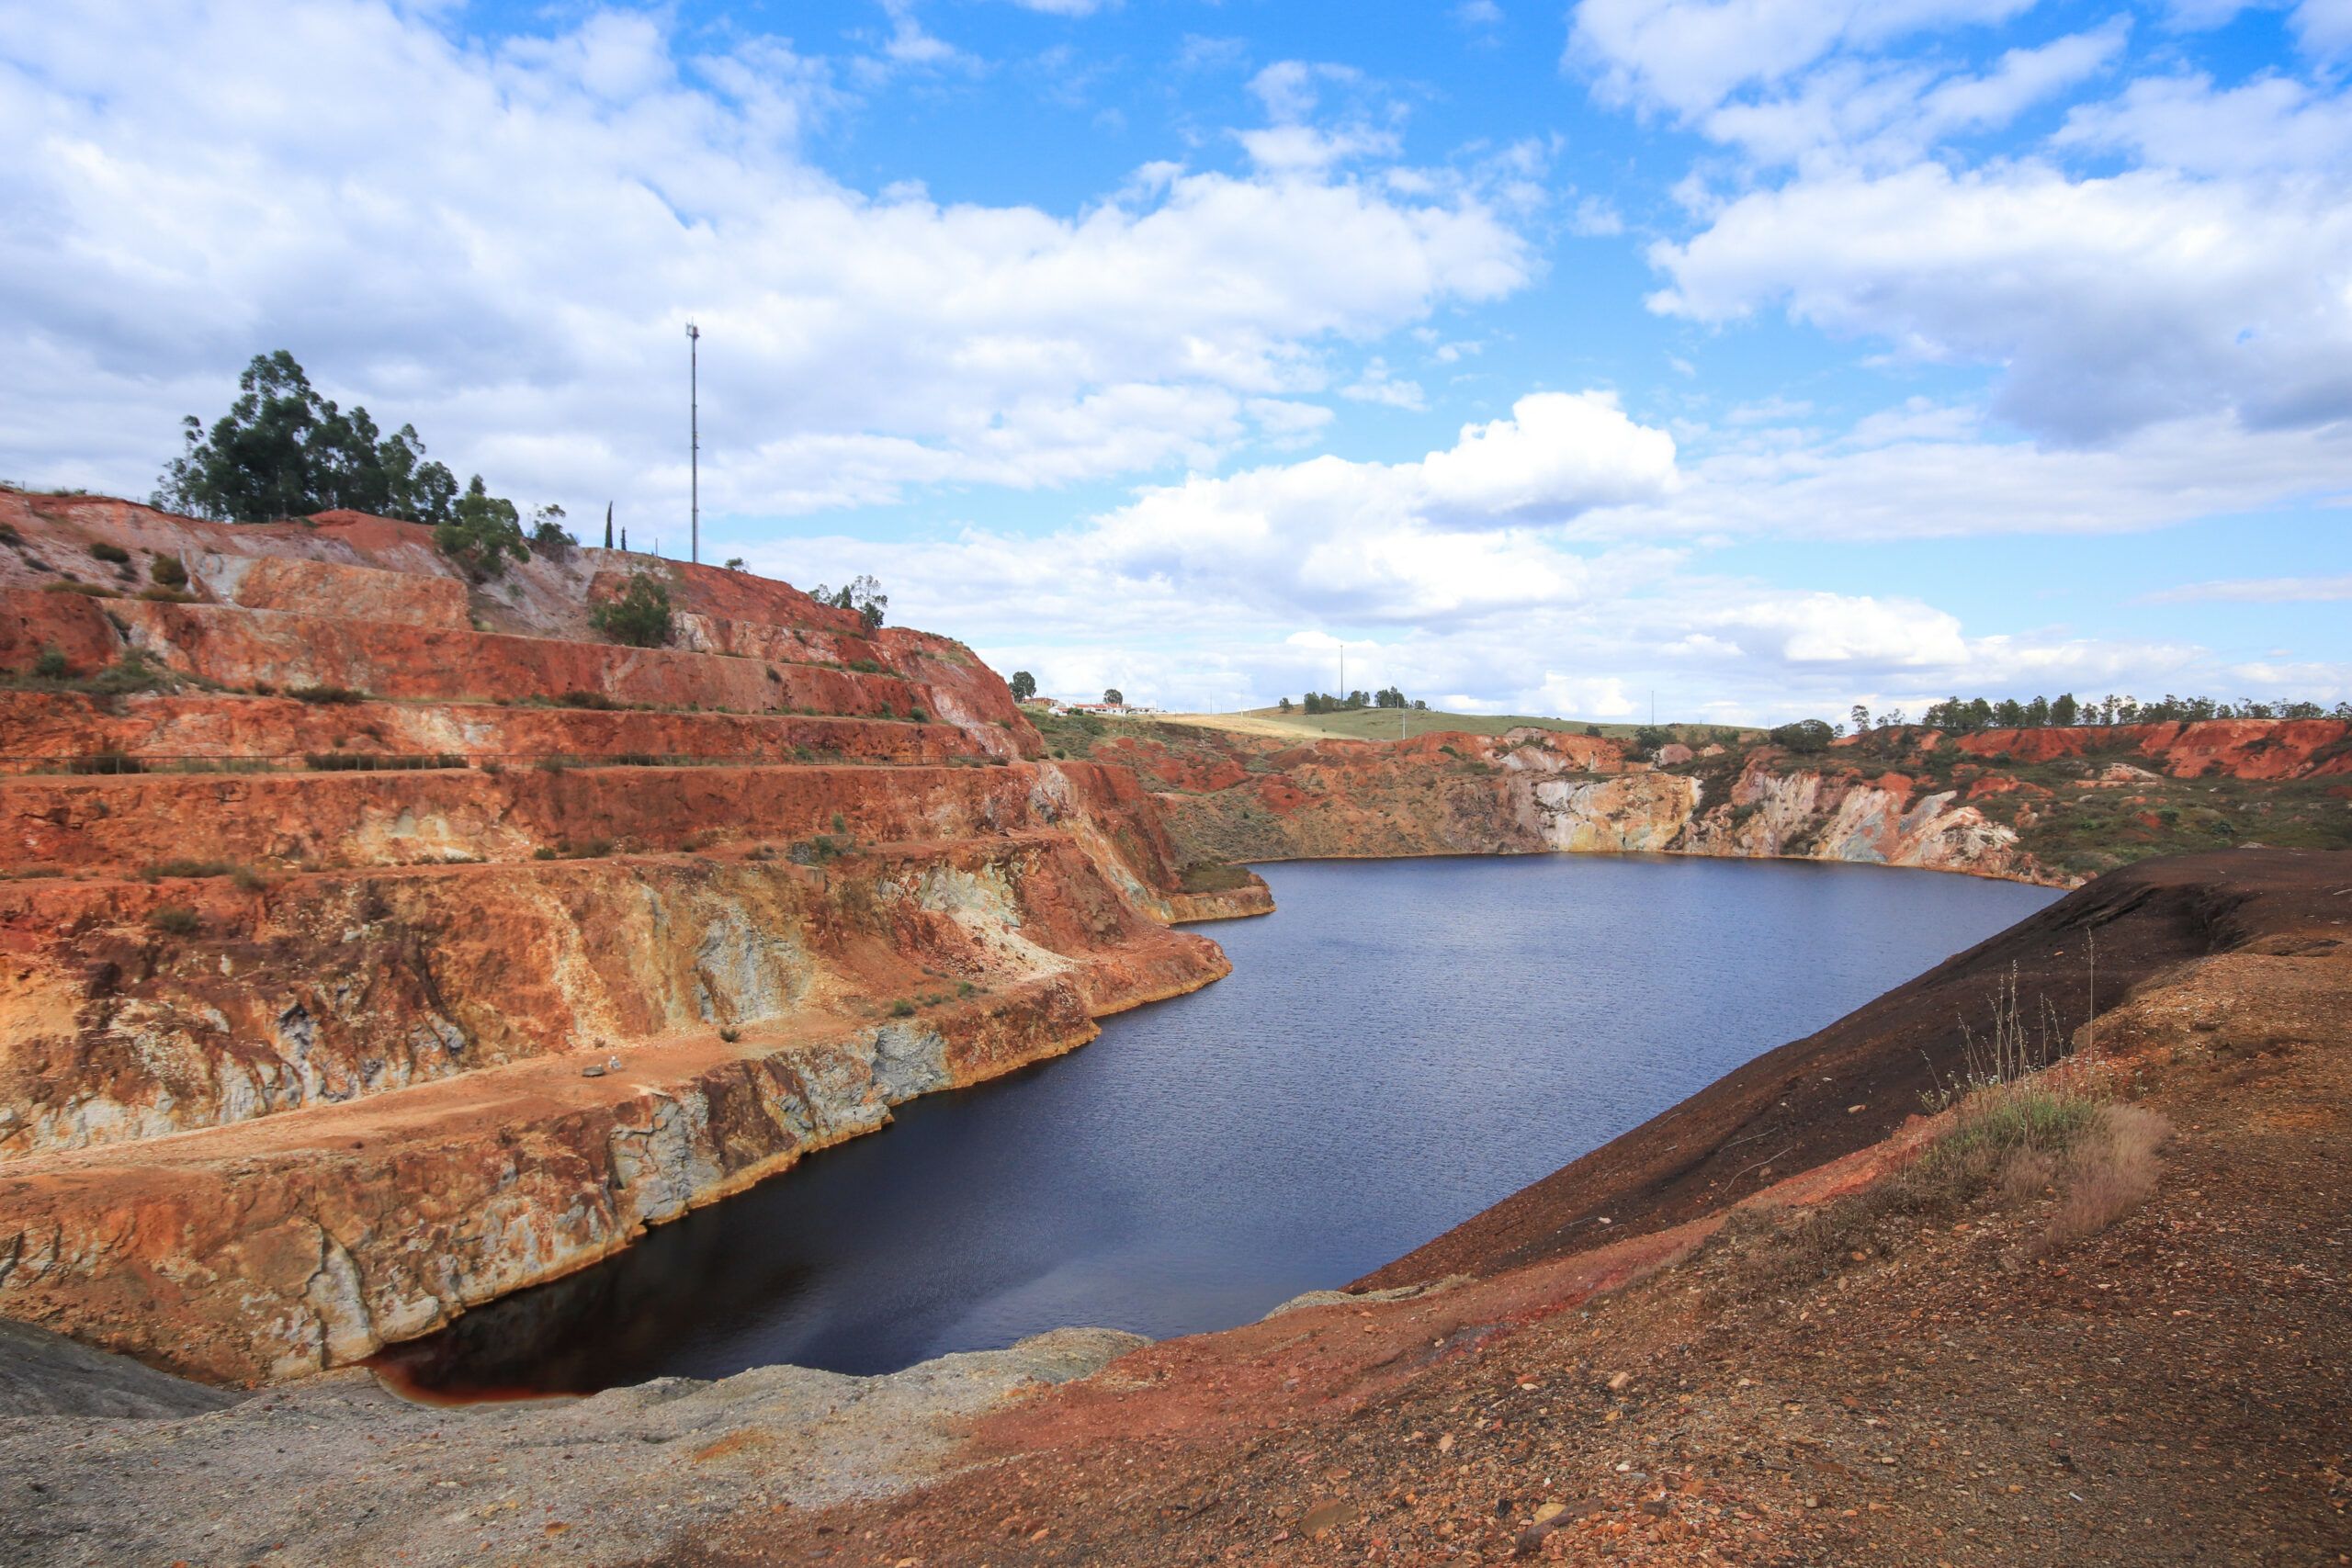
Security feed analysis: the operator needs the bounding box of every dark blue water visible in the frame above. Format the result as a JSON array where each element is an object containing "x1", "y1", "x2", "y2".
[{"x1": 386, "y1": 854, "x2": 2055, "y2": 1395}]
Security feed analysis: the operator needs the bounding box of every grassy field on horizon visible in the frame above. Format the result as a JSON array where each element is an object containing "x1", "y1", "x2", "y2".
[{"x1": 1147, "y1": 706, "x2": 1760, "y2": 744}]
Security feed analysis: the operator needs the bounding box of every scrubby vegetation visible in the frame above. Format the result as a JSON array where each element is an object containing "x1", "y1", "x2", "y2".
[
  {"x1": 591, "y1": 572, "x2": 673, "y2": 648},
  {"x1": 810, "y1": 574, "x2": 888, "y2": 633},
  {"x1": 146, "y1": 906, "x2": 201, "y2": 937}
]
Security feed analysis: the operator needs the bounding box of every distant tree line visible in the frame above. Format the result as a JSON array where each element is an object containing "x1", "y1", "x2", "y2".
[
  {"x1": 1852, "y1": 694, "x2": 2352, "y2": 734},
  {"x1": 1295, "y1": 688, "x2": 1423, "y2": 714}
]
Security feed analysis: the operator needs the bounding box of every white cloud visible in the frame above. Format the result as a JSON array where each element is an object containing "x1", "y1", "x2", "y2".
[
  {"x1": 2055, "y1": 70, "x2": 2352, "y2": 175},
  {"x1": 1418, "y1": 392, "x2": 1679, "y2": 519},
  {"x1": 2143, "y1": 573, "x2": 2352, "y2": 604},
  {"x1": 0, "y1": 4, "x2": 1533, "y2": 517},
  {"x1": 1567, "y1": 194, "x2": 1626, "y2": 234},
  {"x1": 1696, "y1": 23, "x2": 2128, "y2": 167},
  {"x1": 1338, "y1": 357, "x2": 1429, "y2": 411},
  {"x1": 1589, "y1": 408, "x2": 2352, "y2": 541},
  {"x1": 1532, "y1": 673, "x2": 1636, "y2": 717},
  {"x1": 1566, "y1": 0, "x2": 2038, "y2": 122},
  {"x1": 2293, "y1": 0, "x2": 2352, "y2": 56},
  {"x1": 1646, "y1": 160, "x2": 2352, "y2": 441},
  {"x1": 1237, "y1": 60, "x2": 1406, "y2": 171}
]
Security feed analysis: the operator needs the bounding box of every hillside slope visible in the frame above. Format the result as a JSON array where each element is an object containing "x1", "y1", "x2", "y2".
[{"x1": 0, "y1": 487, "x2": 1267, "y2": 1384}]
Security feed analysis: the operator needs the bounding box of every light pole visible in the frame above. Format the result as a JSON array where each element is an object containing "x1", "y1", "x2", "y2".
[{"x1": 686, "y1": 321, "x2": 701, "y2": 566}]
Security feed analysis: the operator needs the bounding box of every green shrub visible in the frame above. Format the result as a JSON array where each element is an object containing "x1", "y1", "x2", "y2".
[
  {"x1": 559, "y1": 689, "x2": 620, "y2": 709},
  {"x1": 909, "y1": 706, "x2": 929, "y2": 724},
  {"x1": 31, "y1": 646, "x2": 67, "y2": 679},
  {"x1": 433, "y1": 476, "x2": 527, "y2": 579},
  {"x1": 138, "y1": 587, "x2": 197, "y2": 604},
  {"x1": 1769, "y1": 718, "x2": 1836, "y2": 754},
  {"x1": 303, "y1": 752, "x2": 466, "y2": 773},
  {"x1": 43, "y1": 580, "x2": 117, "y2": 598},
  {"x1": 288, "y1": 683, "x2": 364, "y2": 705},
  {"x1": 889, "y1": 998, "x2": 916, "y2": 1018},
  {"x1": 149, "y1": 554, "x2": 188, "y2": 589},
  {"x1": 88, "y1": 541, "x2": 130, "y2": 565},
  {"x1": 147, "y1": 905, "x2": 200, "y2": 937},
  {"x1": 85, "y1": 650, "x2": 170, "y2": 695},
  {"x1": 590, "y1": 573, "x2": 673, "y2": 648},
  {"x1": 146, "y1": 859, "x2": 238, "y2": 880},
  {"x1": 718, "y1": 1025, "x2": 741, "y2": 1043}
]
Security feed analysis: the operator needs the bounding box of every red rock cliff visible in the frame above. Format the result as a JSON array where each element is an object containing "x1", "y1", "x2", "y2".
[{"x1": 0, "y1": 488, "x2": 1268, "y2": 1383}]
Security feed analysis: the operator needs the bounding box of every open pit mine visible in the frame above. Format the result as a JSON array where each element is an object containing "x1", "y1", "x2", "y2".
[{"x1": 0, "y1": 488, "x2": 1268, "y2": 1384}]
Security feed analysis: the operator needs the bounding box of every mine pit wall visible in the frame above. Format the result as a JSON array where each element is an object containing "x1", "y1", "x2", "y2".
[
  {"x1": 0, "y1": 489, "x2": 1275, "y2": 1383},
  {"x1": 0, "y1": 845, "x2": 1236, "y2": 1384},
  {"x1": 0, "y1": 758, "x2": 1176, "y2": 876},
  {"x1": 0, "y1": 792, "x2": 1224, "y2": 1159},
  {"x1": 0, "y1": 973, "x2": 1153, "y2": 1385},
  {"x1": 1155, "y1": 748, "x2": 2053, "y2": 885},
  {"x1": 0, "y1": 691, "x2": 990, "y2": 766}
]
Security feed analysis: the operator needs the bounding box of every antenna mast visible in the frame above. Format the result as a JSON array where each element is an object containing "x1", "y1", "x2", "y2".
[{"x1": 686, "y1": 321, "x2": 701, "y2": 566}]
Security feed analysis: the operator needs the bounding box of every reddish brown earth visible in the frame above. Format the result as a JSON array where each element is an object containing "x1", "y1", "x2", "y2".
[
  {"x1": 0, "y1": 488, "x2": 1268, "y2": 1383},
  {"x1": 651, "y1": 847, "x2": 2352, "y2": 1568}
]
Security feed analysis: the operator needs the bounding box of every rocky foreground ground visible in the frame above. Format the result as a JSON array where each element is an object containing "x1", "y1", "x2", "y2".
[{"x1": 4, "y1": 848, "x2": 2345, "y2": 1566}]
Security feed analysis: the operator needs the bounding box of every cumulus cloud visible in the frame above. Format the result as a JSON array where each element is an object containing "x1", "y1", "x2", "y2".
[
  {"x1": 1646, "y1": 161, "x2": 2352, "y2": 442},
  {"x1": 1587, "y1": 407, "x2": 2352, "y2": 541},
  {"x1": 0, "y1": 4, "x2": 1532, "y2": 515}
]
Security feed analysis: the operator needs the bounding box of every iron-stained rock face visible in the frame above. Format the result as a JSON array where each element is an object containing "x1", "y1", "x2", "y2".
[{"x1": 0, "y1": 487, "x2": 1267, "y2": 1382}]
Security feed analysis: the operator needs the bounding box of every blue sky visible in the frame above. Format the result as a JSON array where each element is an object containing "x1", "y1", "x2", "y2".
[{"x1": 3, "y1": 0, "x2": 2348, "y2": 721}]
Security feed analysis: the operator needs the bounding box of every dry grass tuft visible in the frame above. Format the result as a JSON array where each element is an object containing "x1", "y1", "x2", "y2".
[{"x1": 2035, "y1": 1101, "x2": 2171, "y2": 1257}]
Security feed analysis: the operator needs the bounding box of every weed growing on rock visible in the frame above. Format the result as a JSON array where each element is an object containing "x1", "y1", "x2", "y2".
[
  {"x1": 288, "y1": 684, "x2": 364, "y2": 705},
  {"x1": 144, "y1": 860, "x2": 241, "y2": 881},
  {"x1": 147, "y1": 906, "x2": 200, "y2": 937}
]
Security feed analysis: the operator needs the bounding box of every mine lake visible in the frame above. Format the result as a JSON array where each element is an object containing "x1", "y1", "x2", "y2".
[{"x1": 389, "y1": 854, "x2": 2059, "y2": 1396}]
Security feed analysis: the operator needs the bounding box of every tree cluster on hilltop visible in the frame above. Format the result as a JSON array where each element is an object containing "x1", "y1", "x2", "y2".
[
  {"x1": 1298, "y1": 688, "x2": 1422, "y2": 714},
  {"x1": 1851, "y1": 693, "x2": 2351, "y2": 734},
  {"x1": 809, "y1": 573, "x2": 888, "y2": 633},
  {"x1": 157, "y1": 351, "x2": 484, "y2": 525},
  {"x1": 153, "y1": 351, "x2": 586, "y2": 582}
]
